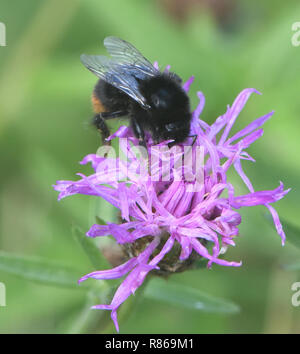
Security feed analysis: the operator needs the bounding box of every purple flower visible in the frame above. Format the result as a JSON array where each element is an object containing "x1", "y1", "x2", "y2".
[{"x1": 53, "y1": 79, "x2": 289, "y2": 332}]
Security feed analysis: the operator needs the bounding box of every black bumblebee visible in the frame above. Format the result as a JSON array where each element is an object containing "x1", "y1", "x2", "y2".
[{"x1": 81, "y1": 36, "x2": 192, "y2": 146}]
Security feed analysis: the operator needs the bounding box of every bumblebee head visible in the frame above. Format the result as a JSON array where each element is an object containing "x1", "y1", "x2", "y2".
[{"x1": 139, "y1": 74, "x2": 191, "y2": 143}]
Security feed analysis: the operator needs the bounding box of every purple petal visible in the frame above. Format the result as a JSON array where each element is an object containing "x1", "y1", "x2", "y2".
[
  {"x1": 132, "y1": 224, "x2": 160, "y2": 239},
  {"x1": 182, "y1": 76, "x2": 194, "y2": 92},
  {"x1": 107, "y1": 125, "x2": 132, "y2": 140},
  {"x1": 219, "y1": 88, "x2": 261, "y2": 145},
  {"x1": 164, "y1": 64, "x2": 171, "y2": 73},
  {"x1": 266, "y1": 204, "x2": 286, "y2": 245},
  {"x1": 238, "y1": 129, "x2": 264, "y2": 149},
  {"x1": 92, "y1": 238, "x2": 160, "y2": 332},
  {"x1": 209, "y1": 106, "x2": 230, "y2": 139},
  {"x1": 231, "y1": 182, "x2": 289, "y2": 208},
  {"x1": 178, "y1": 236, "x2": 192, "y2": 260},
  {"x1": 227, "y1": 111, "x2": 274, "y2": 145},
  {"x1": 192, "y1": 91, "x2": 206, "y2": 121},
  {"x1": 108, "y1": 223, "x2": 135, "y2": 243},
  {"x1": 87, "y1": 221, "x2": 140, "y2": 238},
  {"x1": 92, "y1": 305, "x2": 119, "y2": 333},
  {"x1": 80, "y1": 154, "x2": 105, "y2": 171},
  {"x1": 190, "y1": 238, "x2": 241, "y2": 267},
  {"x1": 86, "y1": 224, "x2": 110, "y2": 237},
  {"x1": 78, "y1": 258, "x2": 138, "y2": 282},
  {"x1": 118, "y1": 183, "x2": 130, "y2": 221},
  {"x1": 217, "y1": 209, "x2": 241, "y2": 226},
  {"x1": 149, "y1": 236, "x2": 175, "y2": 266},
  {"x1": 177, "y1": 227, "x2": 215, "y2": 242},
  {"x1": 233, "y1": 159, "x2": 254, "y2": 192}
]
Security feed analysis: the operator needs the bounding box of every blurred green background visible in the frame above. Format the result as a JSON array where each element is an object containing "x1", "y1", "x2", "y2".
[{"x1": 0, "y1": 0, "x2": 300, "y2": 334}]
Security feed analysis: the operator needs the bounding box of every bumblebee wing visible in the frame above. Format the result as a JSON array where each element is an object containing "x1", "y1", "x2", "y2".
[
  {"x1": 80, "y1": 54, "x2": 150, "y2": 109},
  {"x1": 104, "y1": 36, "x2": 158, "y2": 77}
]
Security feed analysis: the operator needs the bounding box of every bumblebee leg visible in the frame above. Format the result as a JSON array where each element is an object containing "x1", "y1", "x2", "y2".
[
  {"x1": 100, "y1": 110, "x2": 128, "y2": 119},
  {"x1": 168, "y1": 135, "x2": 198, "y2": 148},
  {"x1": 93, "y1": 114, "x2": 111, "y2": 144},
  {"x1": 132, "y1": 119, "x2": 147, "y2": 149},
  {"x1": 188, "y1": 134, "x2": 198, "y2": 145},
  {"x1": 93, "y1": 111, "x2": 128, "y2": 145}
]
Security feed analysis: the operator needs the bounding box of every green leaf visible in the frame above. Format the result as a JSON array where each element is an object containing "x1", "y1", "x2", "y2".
[
  {"x1": 95, "y1": 216, "x2": 107, "y2": 226},
  {"x1": 0, "y1": 251, "x2": 89, "y2": 289},
  {"x1": 72, "y1": 225, "x2": 109, "y2": 269},
  {"x1": 264, "y1": 214, "x2": 300, "y2": 249},
  {"x1": 144, "y1": 277, "x2": 240, "y2": 314}
]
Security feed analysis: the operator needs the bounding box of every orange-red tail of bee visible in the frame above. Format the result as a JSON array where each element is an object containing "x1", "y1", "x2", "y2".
[{"x1": 92, "y1": 93, "x2": 107, "y2": 114}]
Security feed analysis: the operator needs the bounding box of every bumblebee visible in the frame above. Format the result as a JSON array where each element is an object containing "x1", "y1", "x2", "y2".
[{"x1": 81, "y1": 36, "x2": 192, "y2": 146}]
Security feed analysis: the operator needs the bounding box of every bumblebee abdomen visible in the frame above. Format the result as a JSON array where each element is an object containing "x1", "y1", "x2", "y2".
[
  {"x1": 92, "y1": 92, "x2": 107, "y2": 114},
  {"x1": 93, "y1": 79, "x2": 130, "y2": 113}
]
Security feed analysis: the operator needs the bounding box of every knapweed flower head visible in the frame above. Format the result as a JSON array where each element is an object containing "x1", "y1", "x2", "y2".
[{"x1": 54, "y1": 77, "x2": 289, "y2": 332}]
